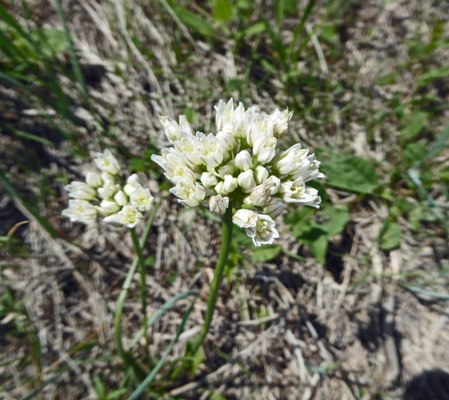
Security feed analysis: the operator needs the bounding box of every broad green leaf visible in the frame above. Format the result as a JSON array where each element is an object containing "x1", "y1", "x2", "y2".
[
  {"x1": 401, "y1": 112, "x2": 428, "y2": 140},
  {"x1": 305, "y1": 230, "x2": 328, "y2": 265},
  {"x1": 175, "y1": 7, "x2": 216, "y2": 37},
  {"x1": 252, "y1": 245, "x2": 281, "y2": 262},
  {"x1": 213, "y1": 0, "x2": 233, "y2": 22},
  {"x1": 320, "y1": 205, "x2": 350, "y2": 237},
  {"x1": 297, "y1": 226, "x2": 328, "y2": 264},
  {"x1": 321, "y1": 155, "x2": 378, "y2": 194},
  {"x1": 378, "y1": 220, "x2": 401, "y2": 251},
  {"x1": 403, "y1": 141, "x2": 427, "y2": 165},
  {"x1": 418, "y1": 67, "x2": 449, "y2": 86}
]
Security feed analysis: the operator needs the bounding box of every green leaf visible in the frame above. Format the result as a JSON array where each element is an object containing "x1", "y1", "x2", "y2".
[
  {"x1": 130, "y1": 158, "x2": 146, "y2": 171},
  {"x1": 213, "y1": 0, "x2": 233, "y2": 22},
  {"x1": 183, "y1": 107, "x2": 195, "y2": 124},
  {"x1": 320, "y1": 206, "x2": 350, "y2": 237},
  {"x1": 233, "y1": 226, "x2": 253, "y2": 247},
  {"x1": 33, "y1": 28, "x2": 70, "y2": 56},
  {"x1": 321, "y1": 154, "x2": 378, "y2": 194},
  {"x1": 403, "y1": 141, "x2": 427, "y2": 165},
  {"x1": 418, "y1": 67, "x2": 449, "y2": 86},
  {"x1": 401, "y1": 112, "x2": 428, "y2": 141},
  {"x1": 175, "y1": 7, "x2": 216, "y2": 37},
  {"x1": 243, "y1": 21, "x2": 266, "y2": 37},
  {"x1": 252, "y1": 245, "x2": 281, "y2": 262},
  {"x1": 378, "y1": 220, "x2": 401, "y2": 251},
  {"x1": 304, "y1": 229, "x2": 328, "y2": 265}
]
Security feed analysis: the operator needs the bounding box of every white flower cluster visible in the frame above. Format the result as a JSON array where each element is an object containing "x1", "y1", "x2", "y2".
[
  {"x1": 62, "y1": 150, "x2": 154, "y2": 228},
  {"x1": 152, "y1": 99, "x2": 324, "y2": 247}
]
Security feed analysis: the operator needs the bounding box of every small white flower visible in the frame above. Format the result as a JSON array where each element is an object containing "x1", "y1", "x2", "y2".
[
  {"x1": 85, "y1": 172, "x2": 102, "y2": 188},
  {"x1": 249, "y1": 183, "x2": 271, "y2": 207},
  {"x1": 275, "y1": 144, "x2": 308, "y2": 176},
  {"x1": 101, "y1": 172, "x2": 115, "y2": 184},
  {"x1": 65, "y1": 181, "x2": 97, "y2": 200},
  {"x1": 217, "y1": 162, "x2": 235, "y2": 178},
  {"x1": 281, "y1": 178, "x2": 321, "y2": 207},
  {"x1": 216, "y1": 130, "x2": 236, "y2": 151},
  {"x1": 201, "y1": 172, "x2": 219, "y2": 188},
  {"x1": 233, "y1": 210, "x2": 279, "y2": 247},
  {"x1": 94, "y1": 149, "x2": 121, "y2": 175},
  {"x1": 247, "y1": 214, "x2": 279, "y2": 247},
  {"x1": 232, "y1": 209, "x2": 258, "y2": 228},
  {"x1": 62, "y1": 199, "x2": 97, "y2": 223},
  {"x1": 247, "y1": 115, "x2": 273, "y2": 146},
  {"x1": 237, "y1": 170, "x2": 256, "y2": 193},
  {"x1": 104, "y1": 205, "x2": 143, "y2": 228},
  {"x1": 231, "y1": 102, "x2": 248, "y2": 139},
  {"x1": 97, "y1": 180, "x2": 119, "y2": 199},
  {"x1": 170, "y1": 180, "x2": 206, "y2": 207},
  {"x1": 130, "y1": 185, "x2": 154, "y2": 212},
  {"x1": 253, "y1": 135, "x2": 277, "y2": 164},
  {"x1": 215, "y1": 98, "x2": 234, "y2": 131},
  {"x1": 195, "y1": 132, "x2": 224, "y2": 168},
  {"x1": 114, "y1": 191, "x2": 128, "y2": 206},
  {"x1": 123, "y1": 173, "x2": 142, "y2": 195},
  {"x1": 269, "y1": 108, "x2": 292, "y2": 138},
  {"x1": 209, "y1": 194, "x2": 229, "y2": 216},
  {"x1": 290, "y1": 154, "x2": 326, "y2": 182},
  {"x1": 264, "y1": 200, "x2": 284, "y2": 219},
  {"x1": 99, "y1": 199, "x2": 121, "y2": 215},
  {"x1": 234, "y1": 150, "x2": 253, "y2": 171},
  {"x1": 173, "y1": 131, "x2": 202, "y2": 168},
  {"x1": 255, "y1": 165, "x2": 269, "y2": 184},
  {"x1": 215, "y1": 174, "x2": 238, "y2": 195},
  {"x1": 265, "y1": 175, "x2": 281, "y2": 195}
]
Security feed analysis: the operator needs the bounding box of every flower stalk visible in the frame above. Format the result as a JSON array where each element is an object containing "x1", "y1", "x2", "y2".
[{"x1": 190, "y1": 202, "x2": 234, "y2": 357}]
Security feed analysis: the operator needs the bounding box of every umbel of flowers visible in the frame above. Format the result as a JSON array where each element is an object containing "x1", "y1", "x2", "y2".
[
  {"x1": 62, "y1": 150, "x2": 154, "y2": 228},
  {"x1": 152, "y1": 99, "x2": 324, "y2": 246}
]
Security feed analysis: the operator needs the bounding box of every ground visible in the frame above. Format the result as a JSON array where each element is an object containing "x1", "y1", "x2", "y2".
[{"x1": 1, "y1": 0, "x2": 449, "y2": 399}]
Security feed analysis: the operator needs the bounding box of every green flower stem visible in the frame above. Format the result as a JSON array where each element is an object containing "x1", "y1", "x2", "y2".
[
  {"x1": 129, "y1": 226, "x2": 150, "y2": 354},
  {"x1": 114, "y1": 199, "x2": 162, "y2": 367},
  {"x1": 189, "y1": 202, "x2": 233, "y2": 357}
]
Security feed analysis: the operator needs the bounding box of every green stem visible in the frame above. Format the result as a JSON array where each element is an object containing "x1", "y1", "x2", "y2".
[
  {"x1": 190, "y1": 202, "x2": 233, "y2": 356},
  {"x1": 130, "y1": 226, "x2": 150, "y2": 354},
  {"x1": 114, "y1": 198, "x2": 162, "y2": 367}
]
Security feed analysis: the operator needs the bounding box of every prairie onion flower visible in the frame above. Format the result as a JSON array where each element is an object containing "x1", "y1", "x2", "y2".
[
  {"x1": 62, "y1": 150, "x2": 154, "y2": 228},
  {"x1": 152, "y1": 99, "x2": 324, "y2": 247}
]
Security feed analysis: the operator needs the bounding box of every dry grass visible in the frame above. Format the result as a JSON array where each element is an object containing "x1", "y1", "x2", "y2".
[{"x1": 1, "y1": 0, "x2": 448, "y2": 399}]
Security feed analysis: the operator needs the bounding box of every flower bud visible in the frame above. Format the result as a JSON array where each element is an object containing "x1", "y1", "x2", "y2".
[
  {"x1": 255, "y1": 165, "x2": 269, "y2": 184},
  {"x1": 237, "y1": 170, "x2": 256, "y2": 193},
  {"x1": 232, "y1": 104, "x2": 248, "y2": 139},
  {"x1": 265, "y1": 176, "x2": 281, "y2": 195},
  {"x1": 232, "y1": 209, "x2": 258, "y2": 228},
  {"x1": 249, "y1": 183, "x2": 271, "y2": 207},
  {"x1": 222, "y1": 174, "x2": 238, "y2": 194},
  {"x1": 270, "y1": 109, "x2": 292, "y2": 138},
  {"x1": 201, "y1": 172, "x2": 218, "y2": 188},
  {"x1": 234, "y1": 150, "x2": 252, "y2": 171},
  {"x1": 101, "y1": 172, "x2": 115, "y2": 184},
  {"x1": 85, "y1": 172, "x2": 102, "y2": 188},
  {"x1": 97, "y1": 179, "x2": 118, "y2": 199},
  {"x1": 253, "y1": 136, "x2": 277, "y2": 164},
  {"x1": 217, "y1": 162, "x2": 235, "y2": 178},
  {"x1": 65, "y1": 181, "x2": 97, "y2": 200},
  {"x1": 264, "y1": 201, "x2": 284, "y2": 219},
  {"x1": 209, "y1": 195, "x2": 229, "y2": 216},
  {"x1": 216, "y1": 130, "x2": 236, "y2": 151},
  {"x1": 124, "y1": 174, "x2": 142, "y2": 195},
  {"x1": 160, "y1": 115, "x2": 181, "y2": 142},
  {"x1": 100, "y1": 200, "x2": 121, "y2": 215},
  {"x1": 114, "y1": 191, "x2": 128, "y2": 206},
  {"x1": 179, "y1": 115, "x2": 194, "y2": 135}
]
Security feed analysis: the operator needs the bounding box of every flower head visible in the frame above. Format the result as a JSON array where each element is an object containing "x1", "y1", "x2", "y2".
[
  {"x1": 152, "y1": 99, "x2": 325, "y2": 246},
  {"x1": 62, "y1": 149, "x2": 154, "y2": 228}
]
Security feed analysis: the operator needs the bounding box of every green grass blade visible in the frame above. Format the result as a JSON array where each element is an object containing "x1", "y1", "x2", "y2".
[
  {"x1": 54, "y1": 0, "x2": 89, "y2": 101},
  {"x1": 12, "y1": 128, "x2": 55, "y2": 147},
  {"x1": 128, "y1": 300, "x2": 197, "y2": 400},
  {"x1": 427, "y1": 122, "x2": 449, "y2": 159},
  {"x1": 129, "y1": 290, "x2": 198, "y2": 350},
  {"x1": 288, "y1": 0, "x2": 317, "y2": 66},
  {"x1": 404, "y1": 285, "x2": 449, "y2": 300}
]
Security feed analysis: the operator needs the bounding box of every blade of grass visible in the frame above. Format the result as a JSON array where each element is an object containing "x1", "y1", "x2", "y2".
[
  {"x1": 54, "y1": 0, "x2": 89, "y2": 101},
  {"x1": 128, "y1": 299, "x2": 197, "y2": 400},
  {"x1": 129, "y1": 290, "x2": 198, "y2": 350}
]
